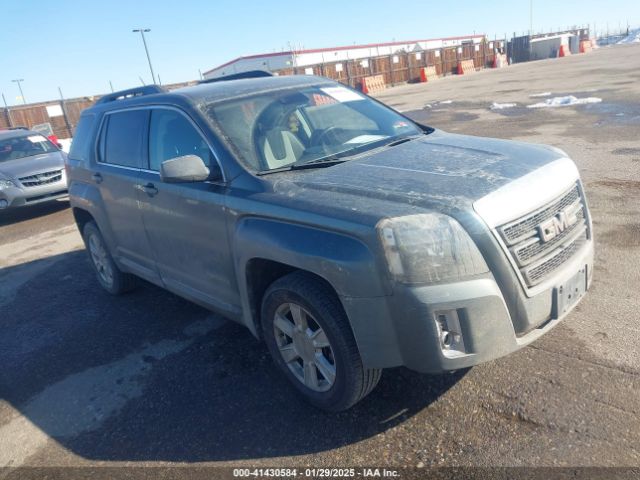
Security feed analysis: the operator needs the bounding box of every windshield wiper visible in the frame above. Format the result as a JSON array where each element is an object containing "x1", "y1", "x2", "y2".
[
  {"x1": 256, "y1": 157, "x2": 347, "y2": 175},
  {"x1": 384, "y1": 136, "x2": 416, "y2": 148},
  {"x1": 256, "y1": 135, "x2": 422, "y2": 176}
]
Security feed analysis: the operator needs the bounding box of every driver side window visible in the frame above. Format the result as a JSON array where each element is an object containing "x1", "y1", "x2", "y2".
[{"x1": 148, "y1": 109, "x2": 217, "y2": 176}]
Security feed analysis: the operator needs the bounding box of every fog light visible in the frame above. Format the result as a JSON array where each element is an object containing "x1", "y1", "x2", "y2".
[
  {"x1": 435, "y1": 310, "x2": 467, "y2": 357},
  {"x1": 0, "y1": 199, "x2": 8, "y2": 209}
]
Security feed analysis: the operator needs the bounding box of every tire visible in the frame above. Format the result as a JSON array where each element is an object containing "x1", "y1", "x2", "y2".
[
  {"x1": 82, "y1": 221, "x2": 138, "y2": 295},
  {"x1": 261, "y1": 271, "x2": 382, "y2": 411}
]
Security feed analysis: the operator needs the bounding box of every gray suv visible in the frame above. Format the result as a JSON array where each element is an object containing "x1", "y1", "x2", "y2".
[
  {"x1": 0, "y1": 128, "x2": 68, "y2": 210},
  {"x1": 67, "y1": 74, "x2": 594, "y2": 411}
]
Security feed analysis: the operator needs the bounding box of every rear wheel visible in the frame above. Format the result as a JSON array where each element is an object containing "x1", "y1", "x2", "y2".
[
  {"x1": 261, "y1": 272, "x2": 381, "y2": 411},
  {"x1": 83, "y1": 221, "x2": 138, "y2": 295}
]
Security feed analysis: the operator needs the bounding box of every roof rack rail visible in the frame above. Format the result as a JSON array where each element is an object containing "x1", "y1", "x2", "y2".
[
  {"x1": 198, "y1": 70, "x2": 273, "y2": 84},
  {"x1": 96, "y1": 85, "x2": 165, "y2": 105}
]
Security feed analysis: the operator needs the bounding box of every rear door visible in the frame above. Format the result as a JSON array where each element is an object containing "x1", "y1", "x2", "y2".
[
  {"x1": 136, "y1": 107, "x2": 240, "y2": 316},
  {"x1": 93, "y1": 109, "x2": 159, "y2": 282}
]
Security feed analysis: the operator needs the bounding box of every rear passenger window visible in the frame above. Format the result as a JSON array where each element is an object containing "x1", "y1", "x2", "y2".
[{"x1": 100, "y1": 110, "x2": 148, "y2": 168}]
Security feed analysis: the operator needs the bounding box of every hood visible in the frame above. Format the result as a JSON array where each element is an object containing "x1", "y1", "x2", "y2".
[
  {"x1": 0, "y1": 151, "x2": 65, "y2": 180},
  {"x1": 272, "y1": 130, "x2": 563, "y2": 217}
]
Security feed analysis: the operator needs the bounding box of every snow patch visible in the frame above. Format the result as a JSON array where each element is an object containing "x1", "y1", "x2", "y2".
[
  {"x1": 527, "y1": 95, "x2": 602, "y2": 109},
  {"x1": 617, "y1": 27, "x2": 640, "y2": 44},
  {"x1": 490, "y1": 102, "x2": 517, "y2": 110},
  {"x1": 529, "y1": 92, "x2": 552, "y2": 98},
  {"x1": 439, "y1": 100, "x2": 453, "y2": 104}
]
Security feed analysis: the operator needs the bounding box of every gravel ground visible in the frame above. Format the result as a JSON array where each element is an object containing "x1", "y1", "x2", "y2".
[{"x1": 0, "y1": 43, "x2": 639, "y2": 474}]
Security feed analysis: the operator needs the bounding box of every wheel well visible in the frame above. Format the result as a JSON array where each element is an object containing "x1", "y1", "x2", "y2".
[
  {"x1": 245, "y1": 259, "x2": 339, "y2": 338},
  {"x1": 72, "y1": 208, "x2": 94, "y2": 233}
]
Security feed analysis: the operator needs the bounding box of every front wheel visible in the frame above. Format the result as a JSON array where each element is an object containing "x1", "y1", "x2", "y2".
[{"x1": 261, "y1": 272, "x2": 381, "y2": 411}]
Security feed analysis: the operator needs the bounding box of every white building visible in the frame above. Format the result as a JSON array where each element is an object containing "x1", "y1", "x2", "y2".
[
  {"x1": 203, "y1": 35, "x2": 485, "y2": 79},
  {"x1": 529, "y1": 32, "x2": 581, "y2": 60}
]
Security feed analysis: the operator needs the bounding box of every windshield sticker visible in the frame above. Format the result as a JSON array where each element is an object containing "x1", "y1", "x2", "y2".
[
  {"x1": 27, "y1": 136, "x2": 44, "y2": 143},
  {"x1": 320, "y1": 87, "x2": 364, "y2": 103},
  {"x1": 311, "y1": 94, "x2": 337, "y2": 106}
]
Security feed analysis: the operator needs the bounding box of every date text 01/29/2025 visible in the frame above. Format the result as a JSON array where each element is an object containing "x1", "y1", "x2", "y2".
[{"x1": 232, "y1": 468, "x2": 400, "y2": 477}]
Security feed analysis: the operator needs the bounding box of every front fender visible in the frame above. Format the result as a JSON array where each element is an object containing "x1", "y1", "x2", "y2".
[{"x1": 233, "y1": 216, "x2": 390, "y2": 334}]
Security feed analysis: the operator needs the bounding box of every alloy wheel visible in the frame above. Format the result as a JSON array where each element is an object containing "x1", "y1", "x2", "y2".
[
  {"x1": 273, "y1": 302, "x2": 337, "y2": 392},
  {"x1": 88, "y1": 233, "x2": 113, "y2": 287}
]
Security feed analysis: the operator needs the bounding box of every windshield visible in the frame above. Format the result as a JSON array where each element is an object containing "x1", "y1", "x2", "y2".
[
  {"x1": 0, "y1": 134, "x2": 58, "y2": 163},
  {"x1": 204, "y1": 84, "x2": 423, "y2": 172}
]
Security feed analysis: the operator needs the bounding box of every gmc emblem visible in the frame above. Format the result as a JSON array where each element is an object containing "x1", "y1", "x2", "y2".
[{"x1": 538, "y1": 202, "x2": 581, "y2": 242}]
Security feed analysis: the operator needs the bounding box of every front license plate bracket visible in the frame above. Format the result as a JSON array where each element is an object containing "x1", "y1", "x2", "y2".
[{"x1": 553, "y1": 266, "x2": 588, "y2": 318}]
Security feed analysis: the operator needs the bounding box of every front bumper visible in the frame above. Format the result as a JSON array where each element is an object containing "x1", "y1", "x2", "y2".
[
  {"x1": 0, "y1": 176, "x2": 68, "y2": 209},
  {"x1": 342, "y1": 240, "x2": 593, "y2": 373}
]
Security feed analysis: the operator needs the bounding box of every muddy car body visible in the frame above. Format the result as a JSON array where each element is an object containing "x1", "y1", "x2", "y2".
[{"x1": 67, "y1": 75, "x2": 594, "y2": 410}]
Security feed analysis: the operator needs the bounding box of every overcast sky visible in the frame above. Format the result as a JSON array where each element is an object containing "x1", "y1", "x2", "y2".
[{"x1": 1, "y1": 0, "x2": 638, "y2": 105}]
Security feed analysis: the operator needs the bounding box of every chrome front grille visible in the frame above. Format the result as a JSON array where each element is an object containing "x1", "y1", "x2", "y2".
[
  {"x1": 497, "y1": 183, "x2": 590, "y2": 288},
  {"x1": 512, "y1": 208, "x2": 585, "y2": 265},
  {"x1": 19, "y1": 170, "x2": 63, "y2": 187},
  {"x1": 501, "y1": 186, "x2": 580, "y2": 245}
]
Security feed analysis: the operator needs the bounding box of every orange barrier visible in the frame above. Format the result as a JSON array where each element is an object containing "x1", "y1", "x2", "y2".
[
  {"x1": 419, "y1": 66, "x2": 438, "y2": 82},
  {"x1": 361, "y1": 75, "x2": 386, "y2": 94},
  {"x1": 456, "y1": 59, "x2": 476, "y2": 75},
  {"x1": 492, "y1": 54, "x2": 508, "y2": 68},
  {"x1": 558, "y1": 45, "x2": 571, "y2": 57},
  {"x1": 579, "y1": 40, "x2": 593, "y2": 53}
]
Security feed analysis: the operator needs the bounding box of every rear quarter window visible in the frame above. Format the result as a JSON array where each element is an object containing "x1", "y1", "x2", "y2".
[{"x1": 67, "y1": 113, "x2": 96, "y2": 162}]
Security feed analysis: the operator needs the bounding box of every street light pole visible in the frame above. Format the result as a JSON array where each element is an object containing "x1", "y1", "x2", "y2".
[
  {"x1": 11, "y1": 79, "x2": 26, "y2": 104},
  {"x1": 132, "y1": 28, "x2": 157, "y2": 84}
]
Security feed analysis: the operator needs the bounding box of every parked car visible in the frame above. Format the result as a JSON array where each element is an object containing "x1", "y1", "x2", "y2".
[
  {"x1": 0, "y1": 128, "x2": 68, "y2": 210},
  {"x1": 67, "y1": 74, "x2": 594, "y2": 411}
]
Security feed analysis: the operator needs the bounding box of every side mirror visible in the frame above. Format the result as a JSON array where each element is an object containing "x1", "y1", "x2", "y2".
[{"x1": 159, "y1": 155, "x2": 210, "y2": 183}]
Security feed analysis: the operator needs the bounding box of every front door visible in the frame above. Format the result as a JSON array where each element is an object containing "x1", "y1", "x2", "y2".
[{"x1": 136, "y1": 107, "x2": 240, "y2": 316}]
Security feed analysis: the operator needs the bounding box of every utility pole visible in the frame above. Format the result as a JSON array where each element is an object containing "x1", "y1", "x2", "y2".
[
  {"x1": 11, "y1": 79, "x2": 26, "y2": 104},
  {"x1": 2, "y1": 93, "x2": 13, "y2": 127},
  {"x1": 132, "y1": 28, "x2": 157, "y2": 84},
  {"x1": 109, "y1": 81, "x2": 114, "y2": 92},
  {"x1": 58, "y1": 87, "x2": 73, "y2": 138}
]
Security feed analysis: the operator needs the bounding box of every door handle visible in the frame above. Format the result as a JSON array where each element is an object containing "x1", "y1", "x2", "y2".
[
  {"x1": 92, "y1": 172, "x2": 103, "y2": 184},
  {"x1": 142, "y1": 182, "x2": 158, "y2": 197}
]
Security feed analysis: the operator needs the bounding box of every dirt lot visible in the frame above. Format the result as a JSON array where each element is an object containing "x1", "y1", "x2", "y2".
[{"x1": 1, "y1": 44, "x2": 639, "y2": 472}]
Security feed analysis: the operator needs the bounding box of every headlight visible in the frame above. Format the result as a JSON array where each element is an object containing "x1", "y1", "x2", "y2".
[
  {"x1": 0, "y1": 179, "x2": 16, "y2": 190},
  {"x1": 377, "y1": 213, "x2": 488, "y2": 284}
]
